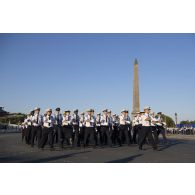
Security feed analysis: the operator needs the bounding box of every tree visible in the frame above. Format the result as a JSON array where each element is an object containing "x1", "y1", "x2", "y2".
[{"x1": 162, "y1": 114, "x2": 175, "y2": 127}]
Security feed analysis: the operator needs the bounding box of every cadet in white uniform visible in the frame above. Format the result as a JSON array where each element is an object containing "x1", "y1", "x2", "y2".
[
  {"x1": 150, "y1": 112, "x2": 159, "y2": 146},
  {"x1": 79, "y1": 112, "x2": 85, "y2": 146},
  {"x1": 108, "y1": 110, "x2": 113, "y2": 146},
  {"x1": 111, "y1": 114, "x2": 120, "y2": 145},
  {"x1": 61, "y1": 110, "x2": 73, "y2": 148},
  {"x1": 31, "y1": 107, "x2": 43, "y2": 148},
  {"x1": 53, "y1": 107, "x2": 63, "y2": 144},
  {"x1": 40, "y1": 109, "x2": 55, "y2": 150},
  {"x1": 84, "y1": 109, "x2": 96, "y2": 147},
  {"x1": 100, "y1": 109, "x2": 112, "y2": 147},
  {"x1": 132, "y1": 112, "x2": 141, "y2": 144},
  {"x1": 72, "y1": 109, "x2": 80, "y2": 147},
  {"x1": 156, "y1": 112, "x2": 167, "y2": 144},
  {"x1": 119, "y1": 110, "x2": 131, "y2": 146},
  {"x1": 95, "y1": 113, "x2": 101, "y2": 146},
  {"x1": 24, "y1": 112, "x2": 33, "y2": 145},
  {"x1": 138, "y1": 107, "x2": 157, "y2": 150}
]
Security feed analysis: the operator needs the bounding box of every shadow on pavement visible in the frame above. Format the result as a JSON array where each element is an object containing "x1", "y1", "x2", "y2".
[
  {"x1": 158, "y1": 140, "x2": 184, "y2": 151},
  {"x1": 0, "y1": 151, "x2": 91, "y2": 163},
  {"x1": 106, "y1": 154, "x2": 143, "y2": 163},
  {"x1": 25, "y1": 150, "x2": 92, "y2": 163}
]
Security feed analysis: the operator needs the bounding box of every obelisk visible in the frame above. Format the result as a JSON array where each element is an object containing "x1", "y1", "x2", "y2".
[{"x1": 132, "y1": 58, "x2": 140, "y2": 115}]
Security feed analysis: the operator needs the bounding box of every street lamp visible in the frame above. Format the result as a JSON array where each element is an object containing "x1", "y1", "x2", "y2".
[{"x1": 175, "y1": 113, "x2": 178, "y2": 127}]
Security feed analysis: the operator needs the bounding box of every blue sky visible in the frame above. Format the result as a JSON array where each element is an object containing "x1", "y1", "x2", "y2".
[{"x1": 0, "y1": 34, "x2": 195, "y2": 121}]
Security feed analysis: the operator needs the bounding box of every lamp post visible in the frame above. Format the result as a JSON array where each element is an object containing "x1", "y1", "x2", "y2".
[{"x1": 175, "y1": 113, "x2": 178, "y2": 127}]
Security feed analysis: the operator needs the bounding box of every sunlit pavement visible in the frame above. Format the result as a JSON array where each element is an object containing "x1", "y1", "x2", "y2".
[{"x1": 0, "y1": 133, "x2": 195, "y2": 163}]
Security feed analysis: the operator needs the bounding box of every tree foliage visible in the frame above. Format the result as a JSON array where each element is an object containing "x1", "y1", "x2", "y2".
[
  {"x1": 0, "y1": 113, "x2": 26, "y2": 125},
  {"x1": 180, "y1": 120, "x2": 195, "y2": 124},
  {"x1": 162, "y1": 114, "x2": 175, "y2": 127}
]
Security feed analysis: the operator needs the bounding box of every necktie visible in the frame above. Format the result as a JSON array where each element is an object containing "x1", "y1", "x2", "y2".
[
  {"x1": 106, "y1": 116, "x2": 108, "y2": 123},
  {"x1": 36, "y1": 115, "x2": 39, "y2": 124},
  {"x1": 76, "y1": 115, "x2": 78, "y2": 124},
  {"x1": 57, "y1": 115, "x2": 59, "y2": 125},
  {"x1": 48, "y1": 116, "x2": 51, "y2": 126}
]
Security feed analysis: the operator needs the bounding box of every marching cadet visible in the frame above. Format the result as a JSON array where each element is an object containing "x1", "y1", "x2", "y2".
[
  {"x1": 137, "y1": 111, "x2": 144, "y2": 143},
  {"x1": 119, "y1": 110, "x2": 131, "y2": 146},
  {"x1": 156, "y1": 112, "x2": 167, "y2": 144},
  {"x1": 111, "y1": 114, "x2": 120, "y2": 146},
  {"x1": 107, "y1": 110, "x2": 113, "y2": 130},
  {"x1": 138, "y1": 106, "x2": 157, "y2": 150},
  {"x1": 84, "y1": 109, "x2": 96, "y2": 148},
  {"x1": 108, "y1": 110, "x2": 113, "y2": 145},
  {"x1": 72, "y1": 109, "x2": 80, "y2": 147},
  {"x1": 95, "y1": 113, "x2": 101, "y2": 146},
  {"x1": 39, "y1": 109, "x2": 55, "y2": 150},
  {"x1": 53, "y1": 107, "x2": 63, "y2": 144},
  {"x1": 24, "y1": 113, "x2": 31, "y2": 145},
  {"x1": 31, "y1": 107, "x2": 43, "y2": 148},
  {"x1": 132, "y1": 112, "x2": 141, "y2": 144},
  {"x1": 150, "y1": 112, "x2": 159, "y2": 146},
  {"x1": 100, "y1": 109, "x2": 112, "y2": 147},
  {"x1": 25, "y1": 111, "x2": 34, "y2": 145},
  {"x1": 21, "y1": 122, "x2": 26, "y2": 142},
  {"x1": 79, "y1": 112, "x2": 85, "y2": 146},
  {"x1": 125, "y1": 110, "x2": 132, "y2": 143},
  {"x1": 61, "y1": 110, "x2": 73, "y2": 148}
]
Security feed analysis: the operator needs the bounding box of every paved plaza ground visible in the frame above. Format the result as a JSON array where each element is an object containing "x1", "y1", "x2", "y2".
[{"x1": 0, "y1": 133, "x2": 195, "y2": 163}]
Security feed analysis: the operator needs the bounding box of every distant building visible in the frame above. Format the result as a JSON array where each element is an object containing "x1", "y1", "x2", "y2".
[{"x1": 0, "y1": 107, "x2": 9, "y2": 117}]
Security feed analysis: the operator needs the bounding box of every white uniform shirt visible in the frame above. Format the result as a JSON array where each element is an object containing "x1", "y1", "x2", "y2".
[
  {"x1": 79, "y1": 115, "x2": 85, "y2": 127},
  {"x1": 100, "y1": 115, "x2": 111, "y2": 126},
  {"x1": 85, "y1": 115, "x2": 96, "y2": 127},
  {"x1": 112, "y1": 117, "x2": 119, "y2": 126},
  {"x1": 96, "y1": 116, "x2": 101, "y2": 127},
  {"x1": 134, "y1": 116, "x2": 143, "y2": 126},
  {"x1": 151, "y1": 115, "x2": 158, "y2": 127},
  {"x1": 43, "y1": 115, "x2": 55, "y2": 128},
  {"x1": 24, "y1": 118, "x2": 29, "y2": 128},
  {"x1": 25, "y1": 116, "x2": 31, "y2": 126},
  {"x1": 119, "y1": 115, "x2": 131, "y2": 125},
  {"x1": 32, "y1": 114, "x2": 43, "y2": 127},
  {"x1": 133, "y1": 116, "x2": 140, "y2": 126},
  {"x1": 72, "y1": 114, "x2": 80, "y2": 126},
  {"x1": 62, "y1": 115, "x2": 72, "y2": 126},
  {"x1": 141, "y1": 113, "x2": 151, "y2": 127}
]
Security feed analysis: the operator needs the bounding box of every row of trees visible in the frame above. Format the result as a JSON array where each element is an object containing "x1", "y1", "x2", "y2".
[
  {"x1": 0, "y1": 113, "x2": 26, "y2": 125},
  {"x1": 180, "y1": 120, "x2": 195, "y2": 125}
]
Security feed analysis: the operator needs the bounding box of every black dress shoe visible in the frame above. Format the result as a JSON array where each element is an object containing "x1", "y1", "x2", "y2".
[{"x1": 139, "y1": 146, "x2": 142, "y2": 150}]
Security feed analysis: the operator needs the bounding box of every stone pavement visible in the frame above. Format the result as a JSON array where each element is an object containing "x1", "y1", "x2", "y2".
[{"x1": 0, "y1": 133, "x2": 195, "y2": 163}]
